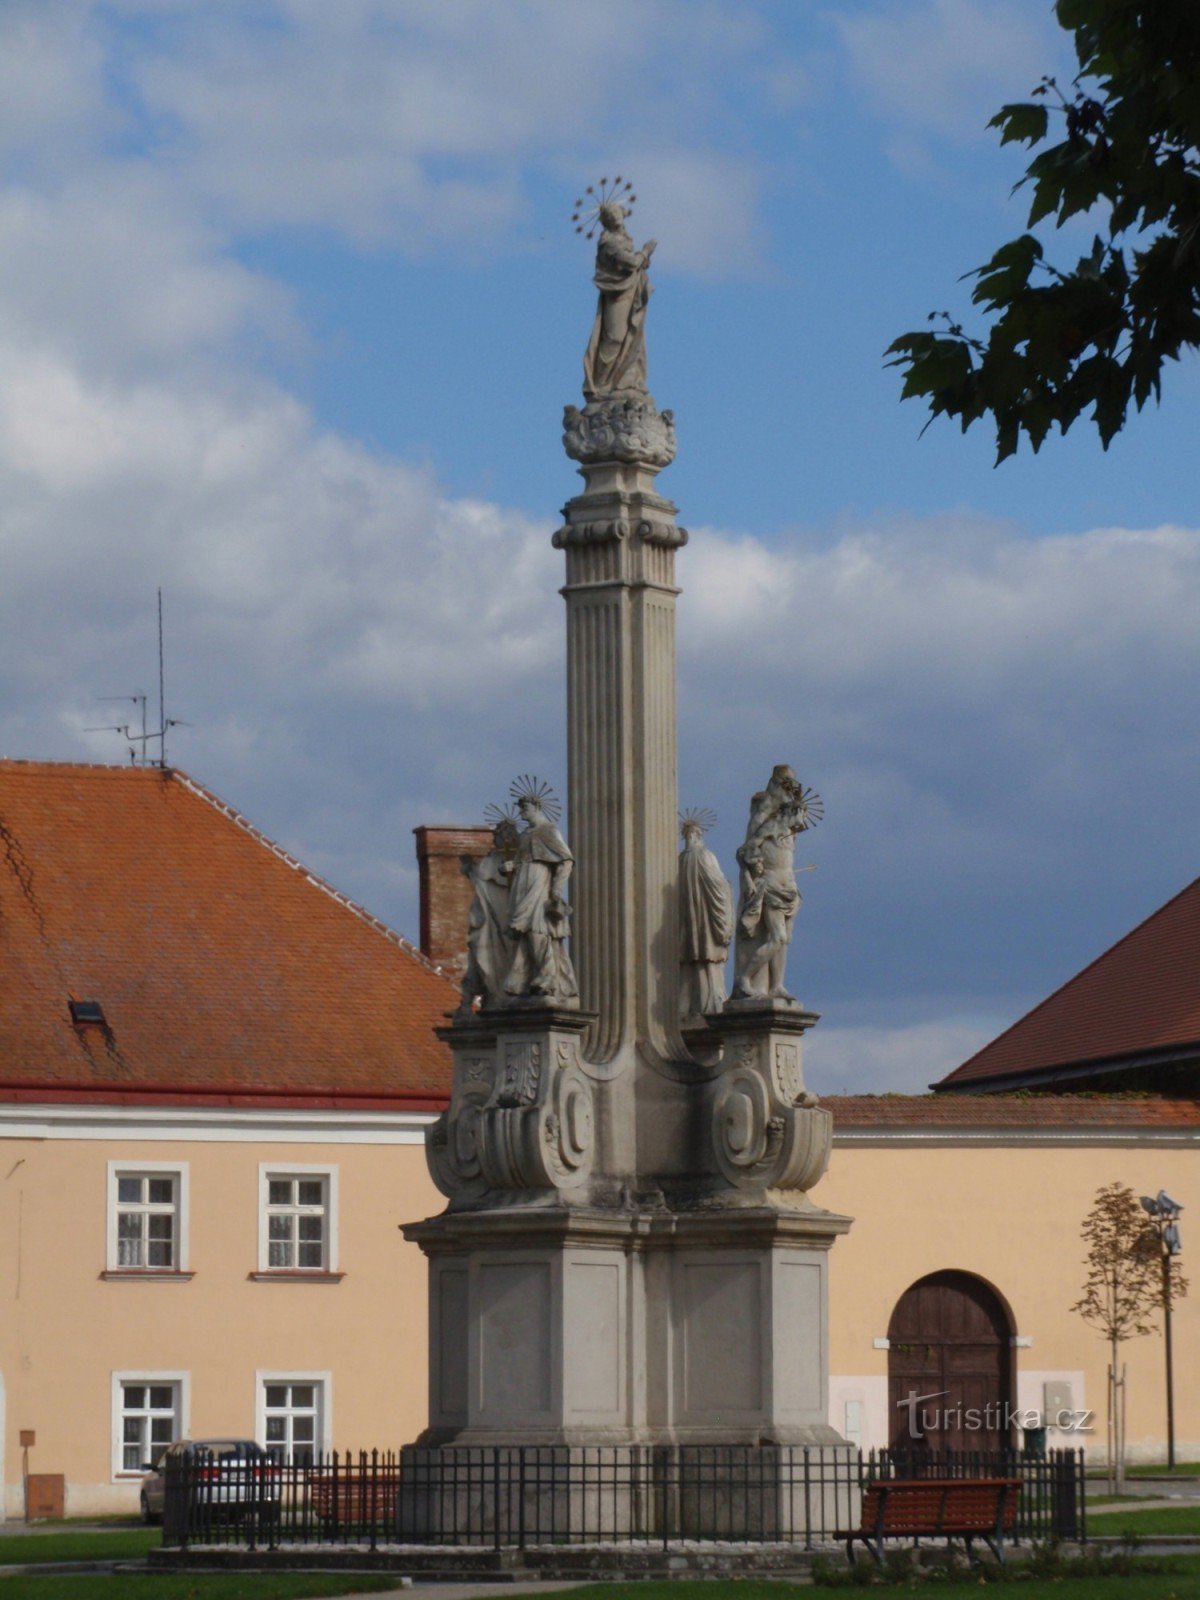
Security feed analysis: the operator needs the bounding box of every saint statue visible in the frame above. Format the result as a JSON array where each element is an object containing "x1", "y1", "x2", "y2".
[
  {"x1": 677, "y1": 811, "x2": 734, "y2": 1023},
  {"x1": 504, "y1": 780, "x2": 579, "y2": 1005},
  {"x1": 732, "y1": 765, "x2": 821, "y2": 1003},
  {"x1": 458, "y1": 817, "x2": 518, "y2": 1012},
  {"x1": 582, "y1": 199, "x2": 657, "y2": 400}
]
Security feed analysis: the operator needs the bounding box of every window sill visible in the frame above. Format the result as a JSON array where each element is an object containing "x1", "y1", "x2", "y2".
[
  {"x1": 100, "y1": 1269, "x2": 195, "y2": 1282},
  {"x1": 249, "y1": 1270, "x2": 344, "y2": 1283}
]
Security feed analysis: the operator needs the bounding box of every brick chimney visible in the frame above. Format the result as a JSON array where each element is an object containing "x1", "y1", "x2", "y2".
[{"x1": 413, "y1": 826, "x2": 493, "y2": 981}]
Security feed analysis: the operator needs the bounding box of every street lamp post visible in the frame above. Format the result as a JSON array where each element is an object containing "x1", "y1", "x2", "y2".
[{"x1": 1140, "y1": 1190, "x2": 1184, "y2": 1471}]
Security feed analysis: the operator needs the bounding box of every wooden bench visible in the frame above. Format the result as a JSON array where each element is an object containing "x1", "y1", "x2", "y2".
[
  {"x1": 836, "y1": 1477, "x2": 1022, "y2": 1566},
  {"x1": 309, "y1": 1471, "x2": 402, "y2": 1527}
]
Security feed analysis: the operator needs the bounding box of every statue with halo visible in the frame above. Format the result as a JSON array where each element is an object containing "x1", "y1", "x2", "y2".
[
  {"x1": 503, "y1": 776, "x2": 579, "y2": 1005},
  {"x1": 564, "y1": 176, "x2": 675, "y2": 469},
  {"x1": 573, "y1": 176, "x2": 657, "y2": 399},
  {"x1": 732, "y1": 765, "x2": 823, "y2": 1003}
]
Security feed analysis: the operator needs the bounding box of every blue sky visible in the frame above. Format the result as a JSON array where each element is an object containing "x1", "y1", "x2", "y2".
[{"x1": 2, "y1": 1, "x2": 1198, "y2": 1091}]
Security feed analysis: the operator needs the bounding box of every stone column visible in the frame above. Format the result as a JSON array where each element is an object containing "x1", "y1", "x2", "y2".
[{"x1": 556, "y1": 401, "x2": 685, "y2": 1098}]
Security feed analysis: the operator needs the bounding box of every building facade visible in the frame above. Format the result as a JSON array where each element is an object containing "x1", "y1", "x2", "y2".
[
  {"x1": 0, "y1": 761, "x2": 453, "y2": 1517},
  {"x1": 2, "y1": 761, "x2": 1195, "y2": 1516}
]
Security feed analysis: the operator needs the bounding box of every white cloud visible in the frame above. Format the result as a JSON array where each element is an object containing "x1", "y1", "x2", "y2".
[
  {"x1": 0, "y1": 177, "x2": 290, "y2": 379},
  {"x1": 808, "y1": 1019, "x2": 998, "y2": 1094},
  {"x1": 0, "y1": 2, "x2": 110, "y2": 161},
  {"x1": 112, "y1": 0, "x2": 783, "y2": 274},
  {"x1": 835, "y1": 0, "x2": 1063, "y2": 151},
  {"x1": 1, "y1": 0, "x2": 1195, "y2": 1105}
]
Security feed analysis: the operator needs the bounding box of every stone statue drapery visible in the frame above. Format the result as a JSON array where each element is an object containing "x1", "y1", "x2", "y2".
[
  {"x1": 583, "y1": 204, "x2": 657, "y2": 400},
  {"x1": 459, "y1": 820, "x2": 517, "y2": 1012},
  {"x1": 504, "y1": 796, "x2": 579, "y2": 1003},
  {"x1": 732, "y1": 765, "x2": 814, "y2": 1003},
  {"x1": 678, "y1": 819, "x2": 734, "y2": 1022}
]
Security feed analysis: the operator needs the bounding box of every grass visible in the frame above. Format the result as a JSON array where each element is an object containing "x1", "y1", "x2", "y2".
[
  {"x1": 0, "y1": 1577, "x2": 402, "y2": 1599},
  {"x1": 1089, "y1": 1463, "x2": 1200, "y2": 1479},
  {"x1": 507, "y1": 1565, "x2": 1200, "y2": 1598},
  {"x1": 0, "y1": 1528, "x2": 158, "y2": 1564},
  {"x1": 1086, "y1": 1505, "x2": 1200, "y2": 1535}
]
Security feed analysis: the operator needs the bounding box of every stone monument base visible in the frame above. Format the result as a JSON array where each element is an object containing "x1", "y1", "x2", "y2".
[{"x1": 402, "y1": 1195, "x2": 851, "y2": 1448}]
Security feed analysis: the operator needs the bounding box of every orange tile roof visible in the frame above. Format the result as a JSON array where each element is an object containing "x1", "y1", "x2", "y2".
[
  {"x1": 0, "y1": 761, "x2": 455, "y2": 1107},
  {"x1": 826, "y1": 1094, "x2": 1200, "y2": 1129},
  {"x1": 935, "y1": 874, "x2": 1200, "y2": 1091}
]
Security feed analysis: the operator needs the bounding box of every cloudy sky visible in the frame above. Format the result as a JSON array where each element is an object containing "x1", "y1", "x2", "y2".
[{"x1": 3, "y1": 1, "x2": 1197, "y2": 1093}]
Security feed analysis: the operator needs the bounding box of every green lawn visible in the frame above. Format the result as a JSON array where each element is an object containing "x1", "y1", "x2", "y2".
[
  {"x1": 0, "y1": 1529, "x2": 157, "y2": 1565},
  {"x1": 1086, "y1": 1504, "x2": 1200, "y2": 1536},
  {"x1": 1089, "y1": 1464, "x2": 1200, "y2": 1479},
  {"x1": 511, "y1": 1567, "x2": 1200, "y2": 1598},
  {"x1": 0, "y1": 1575, "x2": 401, "y2": 1599}
]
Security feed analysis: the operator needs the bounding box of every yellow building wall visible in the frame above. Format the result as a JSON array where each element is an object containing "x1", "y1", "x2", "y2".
[
  {"x1": 1, "y1": 1121, "x2": 1194, "y2": 1518},
  {"x1": 820, "y1": 1139, "x2": 1199, "y2": 1464},
  {"x1": 0, "y1": 1132, "x2": 441, "y2": 1518}
]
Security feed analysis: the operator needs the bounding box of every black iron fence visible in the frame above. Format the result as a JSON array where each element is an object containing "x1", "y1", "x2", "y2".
[{"x1": 161, "y1": 1444, "x2": 1085, "y2": 1552}]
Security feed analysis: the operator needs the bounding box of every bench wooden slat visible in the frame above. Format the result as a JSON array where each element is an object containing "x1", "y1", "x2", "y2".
[{"x1": 835, "y1": 1477, "x2": 1022, "y2": 1567}]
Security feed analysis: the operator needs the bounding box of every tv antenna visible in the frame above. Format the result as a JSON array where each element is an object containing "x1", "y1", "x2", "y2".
[{"x1": 85, "y1": 589, "x2": 190, "y2": 767}]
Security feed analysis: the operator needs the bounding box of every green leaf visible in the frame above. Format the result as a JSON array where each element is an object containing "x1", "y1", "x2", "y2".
[
  {"x1": 988, "y1": 102, "x2": 1050, "y2": 146},
  {"x1": 971, "y1": 234, "x2": 1044, "y2": 307},
  {"x1": 995, "y1": 415, "x2": 1020, "y2": 464}
]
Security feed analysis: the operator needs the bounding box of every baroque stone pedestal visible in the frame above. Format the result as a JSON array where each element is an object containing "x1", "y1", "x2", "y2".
[
  {"x1": 427, "y1": 1006, "x2": 597, "y2": 1204},
  {"x1": 405, "y1": 1197, "x2": 851, "y2": 1450},
  {"x1": 413, "y1": 992, "x2": 849, "y2": 1451},
  {"x1": 703, "y1": 1000, "x2": 831, "y2": 1196}
]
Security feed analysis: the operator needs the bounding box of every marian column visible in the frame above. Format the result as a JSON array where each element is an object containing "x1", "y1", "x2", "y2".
[
  {"x1": 401, "y1": 186, "x2": 853, "y2": 1528},
  {"x1": 556, "y1": 186, "x2": 685, "y2": 1171}
]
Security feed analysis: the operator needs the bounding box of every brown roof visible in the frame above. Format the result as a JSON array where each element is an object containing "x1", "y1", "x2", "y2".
[
  {"x1": 826, "y1": 1094, "x2": 1200, "y2": 1129},
  {"x1": 0, "y1": 761, "x2": 455, "y2": 1108},
  {"x1": 935, "y1": 875, "x2": 1200, "y2": 1092}
]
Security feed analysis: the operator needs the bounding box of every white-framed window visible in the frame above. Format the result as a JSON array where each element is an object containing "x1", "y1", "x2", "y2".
[
  {"x1": 257, "y1": 1165, "x2": 338, "y2": 1273},
  {"x1": 106, "y1": 1163, "x2": 189, "y2": 1272},
  {"x1": 256, "y1": 1373, "x2": 331, "y2": 1465},
  {"x1": 111, "y1": 1372, "x2": 188, "y2": 1478}
]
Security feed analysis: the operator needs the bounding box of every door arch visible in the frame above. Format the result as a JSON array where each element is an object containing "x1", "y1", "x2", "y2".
[{"x1": 887, "y1": 1270, "x2": 1013, "y2": 1453}]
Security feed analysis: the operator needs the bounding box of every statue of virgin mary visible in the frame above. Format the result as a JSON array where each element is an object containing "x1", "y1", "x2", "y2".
[{"x1": 583, "y1": 201, "x2": 657, "y2": 400}]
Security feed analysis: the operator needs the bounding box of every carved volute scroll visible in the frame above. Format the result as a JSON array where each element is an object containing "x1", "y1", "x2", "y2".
[
  {"x1": 430, "y1": 1012, "x2": 596, "y2": 1205},
  {"x1": 705, "y1": 1007, "x2": 830, "y2": 1195}
]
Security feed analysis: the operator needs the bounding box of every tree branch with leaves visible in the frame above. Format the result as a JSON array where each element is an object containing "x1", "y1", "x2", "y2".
[
  {"x1": 887, "y1": 0, "x2": 1200, "y2": 461},
  {"x1": 1071, "y1": 1180, "x2": 1188, "y2": 1490}
]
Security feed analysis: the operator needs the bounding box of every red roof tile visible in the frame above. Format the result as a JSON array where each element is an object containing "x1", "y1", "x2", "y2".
[
  {"x1": 936, "y1": 875, "x2": 1200, "y2": 1091},
  {"x1": 826, "y1": 1094, "x2": 1200, "y2": 1129},
  {"x1": 0, "y1": 762, "x2": 455, "y2": 1106}
]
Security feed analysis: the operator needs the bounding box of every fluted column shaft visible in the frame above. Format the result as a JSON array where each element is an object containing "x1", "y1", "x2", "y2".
[{"x1": 554, "y1": 458, "x2": 686, "y2": 1098}]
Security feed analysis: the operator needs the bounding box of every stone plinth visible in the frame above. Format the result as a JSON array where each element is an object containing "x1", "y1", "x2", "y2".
[
  {"x1": 701, "y1": 1001, "x2": 832, "y2": 1197},
  {"x1": 428, "y1": 1007, "x2": 597, "y2": 1207},
  {"x1": 403, "y1": 1196, "x2": 850, "y2": 1449}
]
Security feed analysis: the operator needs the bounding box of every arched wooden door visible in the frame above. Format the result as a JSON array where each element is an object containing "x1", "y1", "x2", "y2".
[{"x1": 887, "y1": 1271, "x2": 1013, "y2": 1453}]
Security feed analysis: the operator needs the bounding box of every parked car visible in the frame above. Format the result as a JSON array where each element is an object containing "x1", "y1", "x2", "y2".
[{"x1": 140, "y1": 1439, "x2": 279, "y2": 1525}]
